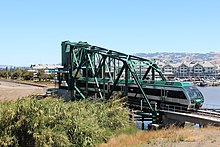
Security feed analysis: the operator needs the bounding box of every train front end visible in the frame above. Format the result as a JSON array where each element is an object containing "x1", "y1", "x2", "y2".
[{"x1": 184, "y1": 86, "x2": 204, "y2": 109}]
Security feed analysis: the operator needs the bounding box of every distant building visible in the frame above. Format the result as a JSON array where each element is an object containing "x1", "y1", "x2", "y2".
[
  {"x1": 161, "y1": 61, "x2": 218, "y2": 79},
  {"x1": 162, "y1": 63, "x2": 176, "y2": 79},
  {"x1": 215, "y1": 64, "x2": 220, "y2": 78},
  {"x1": 29, "y1": 64, "x2": 63, "y2": 75}
]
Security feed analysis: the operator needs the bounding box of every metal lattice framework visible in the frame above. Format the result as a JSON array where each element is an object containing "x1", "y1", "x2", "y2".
[{"x1": 58, "y1": 41, "x2": 166, "y2": 111}]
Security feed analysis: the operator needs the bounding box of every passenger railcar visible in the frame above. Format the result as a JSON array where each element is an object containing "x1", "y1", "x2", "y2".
[{"x1": 75, "y1": 79, "x2": 204, "y2": 110}]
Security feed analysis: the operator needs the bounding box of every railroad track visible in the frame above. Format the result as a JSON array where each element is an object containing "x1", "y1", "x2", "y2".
[
  {"x1": 192, "y1": 109, "x2": 220, "y2": 119},
  {"x1": 159, "y1": 103, "x2": 220, "y2": 119}
]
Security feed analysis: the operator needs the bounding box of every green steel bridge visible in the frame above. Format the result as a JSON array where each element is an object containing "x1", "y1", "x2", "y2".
[
  {"x1": 57, "y1": 41, "x2": 220, "y2": 128},
  {"x1": 58, "y1": 41, "x2": 165, "y2": 107}
]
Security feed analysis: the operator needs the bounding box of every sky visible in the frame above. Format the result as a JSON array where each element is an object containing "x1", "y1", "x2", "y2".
[{"x1": 0, "y1": 0, "x2": 220, "y2": 66}]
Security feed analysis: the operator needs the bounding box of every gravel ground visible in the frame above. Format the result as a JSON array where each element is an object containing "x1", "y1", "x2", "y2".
[{"x1": 0, "y1": 80, "x2": 44, "y2": 101}]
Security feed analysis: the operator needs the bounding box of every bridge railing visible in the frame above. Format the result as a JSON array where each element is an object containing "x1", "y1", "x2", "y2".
[{"x1": 160, "y1": 103, "x2": 189, "y2": 113}]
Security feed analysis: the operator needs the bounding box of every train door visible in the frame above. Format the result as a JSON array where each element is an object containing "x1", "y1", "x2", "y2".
[{"x1": 161, "y1": 88, "x2": 167, "y2": 102}]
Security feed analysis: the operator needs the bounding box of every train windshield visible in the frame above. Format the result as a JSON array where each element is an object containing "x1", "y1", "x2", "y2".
[{"x1": 184, "y1": 86, "x2": 204, "y2": 99}]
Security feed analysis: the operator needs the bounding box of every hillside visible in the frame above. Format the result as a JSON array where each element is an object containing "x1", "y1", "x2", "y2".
[{"x1": 134, "y1": 52, "x2": 220, "y2": 63}]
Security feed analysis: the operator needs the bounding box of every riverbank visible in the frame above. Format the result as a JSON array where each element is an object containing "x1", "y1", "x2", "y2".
[
  {"x1": 0, "y1": 78, "x2": 55, "y2": 87},
  {"x1": 0, "y1": 80, "x2": 44, "y2": 101},
  {"x1": 100, "y1": 126, "x2": 220, "y2": 147}
]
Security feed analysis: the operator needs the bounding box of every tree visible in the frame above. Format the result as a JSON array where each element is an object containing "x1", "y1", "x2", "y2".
[
  {"x1": 47, "y1": 73, "x2": 55, "y2": 80},
  {"x1": 38, "y1": 69, "x2": 44, "y2": 81},
  {"x1": 11, "y1": 68, "x2": 22, "y2": 79},
  {"x1": 0, "y1": 69, "x2": 7, "y2": 78},
  {"x1": 22, "y1": 69, "x2": 33, "y2": 80}
]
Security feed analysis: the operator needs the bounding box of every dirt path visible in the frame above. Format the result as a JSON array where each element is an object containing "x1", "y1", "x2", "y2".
[{"x1": 0, "y1": 80, "x2": 44, "y2": 101}]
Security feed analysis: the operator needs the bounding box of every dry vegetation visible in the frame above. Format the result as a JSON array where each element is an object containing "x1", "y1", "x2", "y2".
[{"x1": 100, "y1": 126, "x2": 220, "y2": 147}]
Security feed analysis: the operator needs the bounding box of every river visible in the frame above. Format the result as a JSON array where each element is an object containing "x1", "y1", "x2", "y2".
[{"x1": 197, "y1": 86, "x2": 220, "y2": 108}]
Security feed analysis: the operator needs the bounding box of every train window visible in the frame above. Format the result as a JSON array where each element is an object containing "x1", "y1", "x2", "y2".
[
  {"x1": 110, "y1": 85, "x2": 121, "y2": 91},
  {"x1": 184, "y1": 86, "x2": 204, "y2": 99},
  {"x1": 167, "y1": 90, "x2": 187, "y2": 99},
  {"x1": 128, "y1": 87, "x2": 140, "y2": 93},
  {"x1": 89, "y1": 83, "x2": 96, "y2": 88},
  {"x1": 145, "y1": 88, "x2": 161, "y2": 96},
  {"x1": 76, "y1": 81, "x2": 85, "y2": 87}
]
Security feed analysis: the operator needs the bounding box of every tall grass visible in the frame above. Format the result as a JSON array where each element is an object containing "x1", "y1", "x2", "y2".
[
  {"x1": 100, "y1": 126, "x2": 220, "y2": 147},
  {"x1": 100, "y1": 127, "x2": 188, "y2": 147},
  {"x1": 0, "y1": 94, "x2": 130, "y2": 146}
]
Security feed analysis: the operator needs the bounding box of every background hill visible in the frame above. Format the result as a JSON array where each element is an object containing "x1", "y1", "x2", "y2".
[{"x1": 134, "y1": 52, "x2": 220, "y2": 64}]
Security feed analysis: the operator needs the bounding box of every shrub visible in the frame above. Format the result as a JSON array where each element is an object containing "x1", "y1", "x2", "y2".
[{"x1": 0, "y1": 95, "x2": 130, "y2": 146}]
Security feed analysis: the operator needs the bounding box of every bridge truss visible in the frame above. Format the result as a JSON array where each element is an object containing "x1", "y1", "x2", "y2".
[{"x1": 58, "y1": 41, "x2": 166, "y2": 110}]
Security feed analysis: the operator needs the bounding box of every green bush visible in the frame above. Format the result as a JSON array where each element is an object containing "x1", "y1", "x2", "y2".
[{"x1": 0, "y1": 95, "x2": 130, "y2": 146}]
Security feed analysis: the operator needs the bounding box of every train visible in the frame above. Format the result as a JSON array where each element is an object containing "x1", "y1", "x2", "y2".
[
  {"x1": 127, "y1": 81, "x2": 204, "y2": 110},
  {"x1": 74, "y1": 79, "x2": 204, "y2": 110}
]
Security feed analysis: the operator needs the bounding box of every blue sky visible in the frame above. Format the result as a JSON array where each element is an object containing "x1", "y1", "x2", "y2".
[{"x1": 0, "y1": 0, "x2": 220, "y2": 66}]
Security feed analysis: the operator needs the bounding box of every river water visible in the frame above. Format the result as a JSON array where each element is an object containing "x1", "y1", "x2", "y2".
[{"x1": 197, "y1": 87, "x2": 220, "y2": 108}]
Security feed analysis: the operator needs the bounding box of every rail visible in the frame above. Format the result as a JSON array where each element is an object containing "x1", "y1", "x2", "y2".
[{"x1": 193, "y1": 109, "x2": 220, "y2": 119}]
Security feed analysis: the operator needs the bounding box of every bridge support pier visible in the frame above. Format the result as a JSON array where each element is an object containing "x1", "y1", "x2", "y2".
[
  {"x1": 199, "y1": 124, "x2": 207, "y2": 128},
  {"x1": 162, "y1": 115, "x2": 185, "y2": 128},
  {"x1": 142, "y1": 115, "x2": 145, "y2": 130}
]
